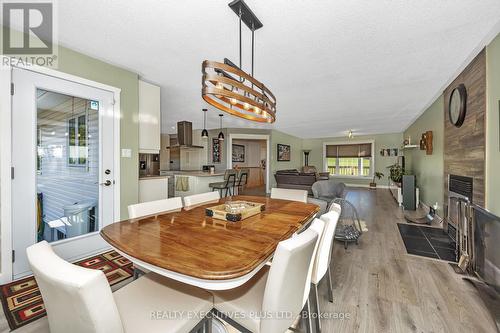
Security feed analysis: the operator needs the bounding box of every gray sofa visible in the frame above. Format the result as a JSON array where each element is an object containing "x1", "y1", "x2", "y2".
[{"x1": 311, "y1": 180, "x2": 346, "y2": 204}]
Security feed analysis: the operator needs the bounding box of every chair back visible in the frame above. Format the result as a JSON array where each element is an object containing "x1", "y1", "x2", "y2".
[
  {"x1": 312, "y1": 204, "x2": 341, "y2": 284},
  {"x1": 302, "y1": 219, "x2": 325, "y2": 305},
  {"x1": 127, "y1": 197, "x2": 183, "y2": 219},
  {"x1": 26, "y1": 241, "x2": 124, "y2": 333},
  {"x1": 223, "y1": 169, "x2": 237, "y2": 186},
  {"x1": 260, "y1": 219, "x2": 322, "y2": 333},
  {"x1": 270, "y1": 188, "x2": 308, "y2": 203},
  {"x1": 237, "y1": 168, "x2": 249, "y2": 186},
  {"x1": 183, "y1": 191, "x2": 220, "y2": 207}
]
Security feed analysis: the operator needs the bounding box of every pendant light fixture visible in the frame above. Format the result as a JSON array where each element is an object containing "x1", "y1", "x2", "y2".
[
  {"x1": 218, "y1": 114, "x2": 225, "y2": 141},
  {"x1": 201, "y1": 108, "x2": 209, "y2": 139},
  {"x1": 202, "y1": 0, "x2": 276, "y2": 123}
]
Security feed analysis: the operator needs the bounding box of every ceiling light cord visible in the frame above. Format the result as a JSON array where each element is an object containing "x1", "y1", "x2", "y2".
[{"x1": 239, "y1": 9, "x2": 242, "y2": 70}]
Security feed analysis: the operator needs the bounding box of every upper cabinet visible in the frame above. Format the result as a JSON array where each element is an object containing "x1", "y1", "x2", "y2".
[{"x1": 139, "y1": 80, "x2": 161, "y2": 153}]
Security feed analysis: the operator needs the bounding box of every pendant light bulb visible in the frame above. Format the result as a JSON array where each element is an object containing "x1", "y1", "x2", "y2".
[
  {"x1": 216, "y1": 82, "x2": 223, "y2": 90},
  {"x1": 243, "y1": 102, "x2": 250, "y2": 110},
  {"x1": 230, "y1": 98, "x2": 237, "y2": 105},
  {"x1": 201, "y1": 108, "x2": 208, "y2": 139},
  {"x1": 218, "y1": 114, "x2": 224, "y2": 141}
]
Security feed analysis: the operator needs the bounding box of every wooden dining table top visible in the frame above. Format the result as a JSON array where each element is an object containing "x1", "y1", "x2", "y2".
[{"x1": 100, "y1": 195, "x2": 319, "y2": 281}]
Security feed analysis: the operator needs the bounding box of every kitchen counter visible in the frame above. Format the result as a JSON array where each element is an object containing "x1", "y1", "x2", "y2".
[
  {"x1": 139, "y1": 175, "x2": 171, "y2": 180},
  {"x1": 172, "y1": 171, "x2": 225, "y2": 197},
  {"x1": 173, "y1": 171, "x2": 225, "y2": 177}
]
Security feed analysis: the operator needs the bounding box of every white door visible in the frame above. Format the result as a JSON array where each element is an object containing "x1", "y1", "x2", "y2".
[{"x1": 11, "y1": 68, "x2": 117, "y2": 279}]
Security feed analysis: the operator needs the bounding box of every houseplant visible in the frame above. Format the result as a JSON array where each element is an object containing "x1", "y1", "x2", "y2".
[
  {"x1": 388, "y1": 163, "x2": 404, "y2": 185},
  {"x1": 369, "y1": 172, "x2": 384, "y2": 189}
]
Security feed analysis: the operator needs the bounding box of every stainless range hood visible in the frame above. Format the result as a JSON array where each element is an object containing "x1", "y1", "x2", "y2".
[{"x1": 168, "y1": 121, "x2": 204, "y2": 149}]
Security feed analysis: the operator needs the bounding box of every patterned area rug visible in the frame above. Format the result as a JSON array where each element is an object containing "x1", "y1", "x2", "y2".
[{"x1": 0, "y1": 250, "x2": 133, "y2": 331}]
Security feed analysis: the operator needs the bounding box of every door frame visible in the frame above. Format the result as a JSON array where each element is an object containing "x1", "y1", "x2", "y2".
[
  {"x1": 227, "y1": 133, "x2": 270, "y2": 194},
  {"x1": 0, "y1": 58, "x2": 121, "y2": 283}
]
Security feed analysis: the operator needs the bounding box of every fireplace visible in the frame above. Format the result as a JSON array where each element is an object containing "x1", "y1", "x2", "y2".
[{"x1": 446, "y1": 175, "x2": 473, "y2": 262}]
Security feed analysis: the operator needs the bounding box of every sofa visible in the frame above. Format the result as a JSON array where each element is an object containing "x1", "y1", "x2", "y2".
[{"x1": 274, "y1": 167, "x2": 329, "y2": 194}]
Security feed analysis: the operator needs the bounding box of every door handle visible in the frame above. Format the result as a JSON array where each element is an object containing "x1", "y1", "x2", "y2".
[{"x1": 100, "y1": 180, "x2": 112, "y2": 186}]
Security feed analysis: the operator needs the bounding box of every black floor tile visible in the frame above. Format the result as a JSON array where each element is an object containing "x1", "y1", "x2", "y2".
[
  {"x1": 401, "y1": 235, "x2": 435, "y2": 252},
  {"x1": 397, "y1": 223, "x2": 425, "y2": 237},
  {"x1": 429, "y1": 236, "x2": 456, "y2": 249},
  {"x1": 397, "y1": 223, "x2": 457, "y2": 262},
  {"x1": 419, "y1": 226, "x2": 447, "y2": 236},
  {"x1": 435, "y1": 247, "x2": 458, "y2": 262},
  {"x1": 406, "y1": 248, "x2": 440, "y2": 259}
]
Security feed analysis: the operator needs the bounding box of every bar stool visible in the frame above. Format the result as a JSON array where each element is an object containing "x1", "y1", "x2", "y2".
[
  {"x1": 209, "y1": 169, "x2": 237, "y2": 197},
  {"x1": 234, "y1": 168, "x2": 249, "y2": 195}
]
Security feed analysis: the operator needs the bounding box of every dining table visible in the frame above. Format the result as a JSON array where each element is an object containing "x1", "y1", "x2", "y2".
[{"x1": 100, "y1": 195, "x2": 320, "y2": 290}]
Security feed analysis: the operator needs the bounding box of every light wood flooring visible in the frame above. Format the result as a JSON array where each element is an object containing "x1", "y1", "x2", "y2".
[
  {"x1": 317, "y1": 188, "x2": 496, "y2": 332},
  {"x1": 0, "y1": 188, "x2": 496, "y2": 332}
]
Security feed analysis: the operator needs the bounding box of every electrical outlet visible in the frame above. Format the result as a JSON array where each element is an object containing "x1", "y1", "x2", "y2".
[{"x1": 121, "y1": 149, "x2": 132, "y2": 158}]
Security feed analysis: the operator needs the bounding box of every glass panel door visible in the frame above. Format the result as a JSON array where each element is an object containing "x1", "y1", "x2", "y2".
[{"x1": 36, "y1": 90, "x2": 100, "y2": 242}]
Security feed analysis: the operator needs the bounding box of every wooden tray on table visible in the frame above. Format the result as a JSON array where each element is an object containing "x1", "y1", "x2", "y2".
[{"x1": 205, "y1": 201, "x2": 266, "y2": 222}]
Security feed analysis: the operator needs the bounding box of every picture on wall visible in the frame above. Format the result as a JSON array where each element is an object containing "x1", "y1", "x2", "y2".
[
  {"x1": 277, "y1": 144, "x2": 291, "y2": 161},
  {"x1": 232, "y1": 144, "x2": 245, "y2": 162},
  {"x1": 212, "y1": 138, "x2": 221, "y2": 163}
]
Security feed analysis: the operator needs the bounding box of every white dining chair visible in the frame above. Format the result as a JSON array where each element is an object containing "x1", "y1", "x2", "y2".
[
  {"x1": 211, "y1": 218, "x2": 324, "y2": 333},
  {"x1": 127, "y1": 197, "x2": 183, "y2": 278},
  {"x1": 270, "y1": 188, "x2": 308, "y2": 203},
  {"x1": 311, "y1": 204, "x2": 341, "y2": 332},
  {"x1": 26, "y1": 241, "x2": 213, "y2": 333},
  {"x1": 127, "y1": 197, "x2": 183, "y2": 219},
  {"x1": 183, "y1": 191, "x2": 220, "y2": 208}
]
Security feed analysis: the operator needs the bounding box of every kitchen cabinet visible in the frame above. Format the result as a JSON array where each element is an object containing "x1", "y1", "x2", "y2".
[
  {"x1": 139, "y1": 80, "x2": 161, "y2": 153},
  {"x1": 139, "y1": 177, "x2": 168, "y2": 203}
]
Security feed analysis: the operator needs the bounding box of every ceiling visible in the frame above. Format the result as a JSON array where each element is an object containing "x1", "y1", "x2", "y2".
[{"x1": 57, "y1": 0, "x2": 500, "y2": 138}]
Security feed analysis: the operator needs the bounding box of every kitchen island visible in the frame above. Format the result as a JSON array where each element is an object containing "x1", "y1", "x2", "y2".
[{"x1": 171, "y1": 171, "x2": 225, "y2": 198}]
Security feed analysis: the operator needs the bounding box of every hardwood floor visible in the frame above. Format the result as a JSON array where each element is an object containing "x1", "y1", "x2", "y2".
[
  {"x1": 1, "y1": 188, "x2": 496, "y2": 332},
  {"x1": 317, "y1": 188, "x2": 496, "y2": 332}
]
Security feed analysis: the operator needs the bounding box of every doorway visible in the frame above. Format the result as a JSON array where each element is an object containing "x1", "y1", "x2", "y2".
[
  {"x1": 10, "y1": 67, "x2": 120, "y2": 279},
  {"x1": 228, "y1": 134, "x2": 270, "y2": 196}
]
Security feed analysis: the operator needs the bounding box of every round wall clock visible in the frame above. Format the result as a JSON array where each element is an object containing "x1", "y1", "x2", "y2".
[{"x1": 448, "y1": 84, "x2": 467, "y2": 127}]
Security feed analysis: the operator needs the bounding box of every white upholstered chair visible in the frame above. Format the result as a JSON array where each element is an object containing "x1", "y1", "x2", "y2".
[
  {"x1": 26, "y1": 241, "x2": 213, "y2": 333},
  {"x1": 127, "y1": 197, "x2": 183, "y2": 219},
  {"x1": 127, "y1": 197, "x2": 184, "y2": 277},
  {"x1": 183, "y1": 191, "x2": 220, "y2": 208},
  {"x1": 311, "y1": 204, "x2": 341, "y2": 332},
  {"x1": 270, "y1": 188, "x2": 308, "y2": 203},
  {"x1": 212, "y1": 219, "x2": 324, "y2": 333}
]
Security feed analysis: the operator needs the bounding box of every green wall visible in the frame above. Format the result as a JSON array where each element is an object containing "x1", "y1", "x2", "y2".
[
  {"x1": 404, "y1": 97, "x2": 445, "y2": 215},
  {"x1": 56, "y1": 47, "x2": 139, "y2": 219},
  {"x1": 270, "y1": 130, "x2": 304, "y2": 187},
  {"x1": 301, "y1": 133, "x2": 403, "y2": 186},
  {"x1": 486, "y1": 34, "x2": 500, "y2": 216}
]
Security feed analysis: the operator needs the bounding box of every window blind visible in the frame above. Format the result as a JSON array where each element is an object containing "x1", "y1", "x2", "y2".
[{"x1": 325, "y1": 143, "x2": 372, "y2": 158}]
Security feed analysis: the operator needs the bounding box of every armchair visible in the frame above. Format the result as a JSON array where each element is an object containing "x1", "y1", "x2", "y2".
[{"x1": 311, "y1": 180, "x2": 346, "y2": 204}]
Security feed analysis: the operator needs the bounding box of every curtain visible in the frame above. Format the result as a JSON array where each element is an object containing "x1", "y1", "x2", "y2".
[{"x1": 325, "y1": 143, "x2": 372, "y2": 158}]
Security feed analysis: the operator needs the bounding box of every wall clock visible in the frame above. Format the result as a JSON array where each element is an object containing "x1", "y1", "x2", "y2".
[{"x1": 448, "y1": 84, "x2": 467, "y2": 127}]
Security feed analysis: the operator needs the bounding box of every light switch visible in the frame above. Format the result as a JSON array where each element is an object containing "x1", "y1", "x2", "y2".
[{"x1": 121, "y1": 149, "x2": 132, "y2": 158}]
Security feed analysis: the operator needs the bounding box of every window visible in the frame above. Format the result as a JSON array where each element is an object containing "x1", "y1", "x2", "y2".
[
  {"x1": 68, "y1": 114, "x2": 87, "y2": 166},
  {"x1": 324, "y1": 142, "x2": 373, "y2": 177}
]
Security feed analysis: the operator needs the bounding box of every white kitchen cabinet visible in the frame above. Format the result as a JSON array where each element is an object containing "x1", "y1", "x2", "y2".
[
  {"x1": 139, "y1": 80, "x2": 161, "y2": 153},
  {"x1": 139, "y1": 177, "x2": 168, "y2": 203}
]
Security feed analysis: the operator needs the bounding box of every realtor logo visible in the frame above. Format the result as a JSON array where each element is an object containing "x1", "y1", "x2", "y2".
[{"x1": 1, "y1": 1, "x2": 58, "y2": 67}]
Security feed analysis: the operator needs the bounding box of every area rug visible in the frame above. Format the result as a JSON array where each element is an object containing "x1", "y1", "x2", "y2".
[
  {"x1": 0, "y1": 250, "x2": 133, "y2": 331},
  {"x1": 397, "y1": 223, "x2": 457, "y2": 262}
]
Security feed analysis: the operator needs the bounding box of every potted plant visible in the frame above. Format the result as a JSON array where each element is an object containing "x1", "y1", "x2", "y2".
[
  {"x1": 388, "y1": 164, "x2": 404, "y2": 185},
  {"x1": 370, "y1": 172, "x2": 384, "y2": 189}
]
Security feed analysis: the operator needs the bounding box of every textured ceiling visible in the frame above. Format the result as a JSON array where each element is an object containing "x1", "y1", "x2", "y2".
[{"x1": 57, "y1": 0, "x2": 500, "y2": 138}]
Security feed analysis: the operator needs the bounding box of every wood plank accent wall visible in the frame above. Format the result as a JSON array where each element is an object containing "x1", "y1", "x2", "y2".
[{"x1": 444, "y1": 49, "x2": 486, "y2": 207}]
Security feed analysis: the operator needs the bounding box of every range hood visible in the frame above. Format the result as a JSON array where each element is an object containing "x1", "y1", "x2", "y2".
[{"x1": 168, "y1": 121, "x2": 204, "y2": 149}]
